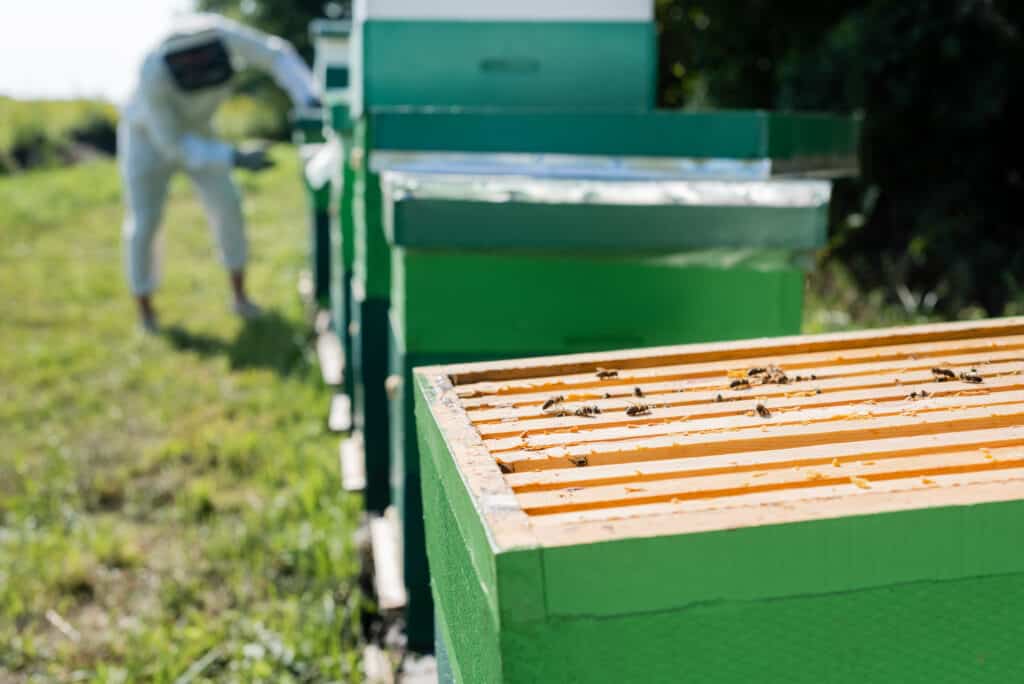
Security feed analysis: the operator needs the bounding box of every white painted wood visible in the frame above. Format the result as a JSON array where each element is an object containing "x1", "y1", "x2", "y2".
[
  {"x1": 340, "y1": 432, "x2": 367, "y2": 491},
  {"x1": 355, "y1": 0, "x2": 653, "y2": 22},
  {"x1": 317, "y1": 329, "x2": 344, "y2": 387},
  {"x1": 329, "y1": 393, "x2": 353, "y2": 433},
  {"x1": 370, "y1": 508, "x2": 408, "y2": 611},
  {"x1": 399, "y1": 653, "x2": 438, "y2": 683},
  {"x1": 363, "y1": 644, "x2": 396, "y2": 684}
]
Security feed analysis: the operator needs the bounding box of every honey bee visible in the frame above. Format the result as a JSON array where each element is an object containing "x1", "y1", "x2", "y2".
[
  {"x1": 959, "y1": 370, "x2": 984, "y2": 384},
  {"x1": 906, "y1": 390, "x2": 931, "y2": 400},
  {"x1": 625, "y1": 402, "x2": 651, "y2": 417},
  {"x1": 574, "y1": 405, "x2": 601, "y2": 417},
  {"x1": 755, "y1": 403, "x2": 772, "y2": 418},
  {"x1": 747, "y1": 367, "x2": 767, "y2": 377},
  {"x1": 541, "y1": 395, "x2": 565, "y2": 411},
  {"x1": 762, "y1": 365, "x2": 789, "y2": 385},
  {"x1": 931, "y1": 367, "x2": 956, "y2": 381},
  {"x1": 634, "y1": 387, "x2": 644, "y2": 398},
  {"x1": 603, "y1": 392, "x2": 612, "y2": 399},
  {"x1": 596, "y1": 368, "x2": 619, "y2": 380},
  {"x1": 730, "y1": 378, "x2": 751, "y2": 390}
]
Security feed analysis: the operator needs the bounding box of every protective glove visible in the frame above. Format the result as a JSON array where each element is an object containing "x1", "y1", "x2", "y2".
[{"x1": 233, "y1": 145, "x2": 274, "y2": 172}]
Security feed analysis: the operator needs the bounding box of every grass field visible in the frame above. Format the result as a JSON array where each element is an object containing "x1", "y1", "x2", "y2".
[{"x1": 0, "y1": 150, "x2": 364, "y2": 682}]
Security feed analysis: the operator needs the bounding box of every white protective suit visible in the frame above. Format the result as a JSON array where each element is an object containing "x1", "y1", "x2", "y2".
[{"x1": 120, "y1": 14, "x2": 318, "y2": 296}]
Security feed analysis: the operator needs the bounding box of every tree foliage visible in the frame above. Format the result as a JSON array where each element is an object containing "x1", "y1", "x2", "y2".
[{"x1": 210, "y1": 0, "x2": 1024, "y2": 316}]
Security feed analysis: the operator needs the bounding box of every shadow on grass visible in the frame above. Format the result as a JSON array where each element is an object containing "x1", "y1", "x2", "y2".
[{"x1": 163, "y1": 310, "x2": 311, "y2": 376}]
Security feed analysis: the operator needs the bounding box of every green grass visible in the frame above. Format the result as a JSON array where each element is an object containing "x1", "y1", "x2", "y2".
[{"x1": 0, "y1": 150, "x2": 364, "y2": 682}]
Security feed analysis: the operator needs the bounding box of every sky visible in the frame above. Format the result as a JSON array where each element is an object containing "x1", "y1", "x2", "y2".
[{"x1": 0, "y1": 0, "x2": 196, "y2": 104}]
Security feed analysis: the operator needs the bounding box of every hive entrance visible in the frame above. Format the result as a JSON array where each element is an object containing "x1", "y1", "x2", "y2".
[{"x1": 443, "y1": 321, "x2": 1024, "y2": 535}]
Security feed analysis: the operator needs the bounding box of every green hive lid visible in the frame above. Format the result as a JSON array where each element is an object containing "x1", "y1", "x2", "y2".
[
  {"x1": 369, "y1": 109, "x2": 860, "y2": 179},
  {"x1": 381, "y1": 171, "x2": 831, "y2": 251},
  {"x1": 310, "y1": 18, "x2": 352, "y2": 38}
]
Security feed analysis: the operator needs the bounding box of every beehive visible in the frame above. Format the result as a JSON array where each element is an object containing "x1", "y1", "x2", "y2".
[
  {"x1": 384, "y1": 171, "x2": 834, "y2": 651},
  {"x1": 321, "y1": 97, "x2": 357, "y2": 406},
  {"x1": 415, "y1": 317, "x2": 1024, "y2": 683},
  {"x1": 292, "y1": 108, "x2": 331, "y2": 308}
]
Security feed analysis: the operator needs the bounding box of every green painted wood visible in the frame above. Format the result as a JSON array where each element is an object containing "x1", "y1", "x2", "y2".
[
  {"x1": 434, "y1": 608, "x2": 456, "y2": 684},
  {"x1": 359, "y1": 21, "x2": 656, "y2": 114},
  {"x1": 329, "y1": 136, "x2": 356, "y2": 273},
  {"x1": 292, "y1": 114, "x2": 326, "y2": 145},
  {"x1": 328, "y1": 136, "x2": 355, "y2": 396},
  {"x1": 371, "y1": 108, "x2": 860, "y2": 161},
  {"x1": 349, "y1": 289, "x2": 390, "y2": 513},
  {"x1": 391, "y1": 322, "x2": 505, "y2": 651},
  {"x1": 497, "y1": 569, "x2": 1024, "y2": 682},
  {"x1": 308, "y1": 182, "x2": 331, "y2": 212},
  {"x1": 417, "y1": 369, "x2": 546, "y2": 675},
  {"x1": 418, "y1": 415, "x2": 503, "y2": 679},
  {"x1": 325, "y1": 65, "x2": 350, "y2": 90},
  {"x1": 310, "y1": 208, "x2": 331, "y2": 307},
  {"x1": 385, "y1": 191, "x2": 828, "y2": 251},
  {"x1": 327, "y1": 97, "x2": 355, "y2": 135},
  {"x1": 353, "y1": 119, "x2": 391, "y2": 300},
  {"x1": 541, "y1": 499, "x2": 1024, "y2": 618},
  {"x1": 767, "y1": 111, "x2": 862, "y2": 160},
  {"x1": 329, "y1": 268, "x2": 353, "y2": 397},
  {"x1": 392, "y1": 248, "x2": 807, "y2": 355}
]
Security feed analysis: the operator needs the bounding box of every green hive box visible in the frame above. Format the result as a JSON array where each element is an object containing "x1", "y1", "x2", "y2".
[
  {"x1": 385, "y1": 170, "x2": 831, "y2": 651},
  {"x1": 415, "y1": 316, "x2": 1024, "y2": 682},
  {"x1": 350, "y1": 1, "x2": 656, "y2": 117},
  {"x1": 345, "y1": 117, "x2": 392, "y2": 512},
  {"x1": 292, "y1": 108, "x2": 331, "y2": 307}
]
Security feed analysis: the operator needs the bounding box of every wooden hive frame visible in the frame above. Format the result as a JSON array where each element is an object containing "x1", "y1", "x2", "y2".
[{"x1": 414, "y1": 317, "x2": 1024, "y2": 683}]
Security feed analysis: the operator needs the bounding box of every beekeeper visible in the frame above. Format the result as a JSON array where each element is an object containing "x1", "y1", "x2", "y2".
[{"x1": 120, "y1": 13, "x2": 319, "y2": 332}]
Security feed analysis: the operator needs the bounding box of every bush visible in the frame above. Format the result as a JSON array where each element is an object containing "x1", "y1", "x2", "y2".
[{"x1": 0, "y1": 97, "x2": 118, "y2": 173}]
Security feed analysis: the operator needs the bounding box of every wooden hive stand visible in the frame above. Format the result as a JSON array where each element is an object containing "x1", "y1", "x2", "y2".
[{"x1": 415, "y1": 317, "x2": 1024, "y2": 683}]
